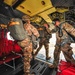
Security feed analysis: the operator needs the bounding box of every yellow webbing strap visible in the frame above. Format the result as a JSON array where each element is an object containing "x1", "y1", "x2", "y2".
[{"x1": 9, "y1": 22, "x2": 20, "y2": 26}]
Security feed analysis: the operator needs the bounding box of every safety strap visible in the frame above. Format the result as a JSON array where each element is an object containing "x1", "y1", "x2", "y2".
[{"x1": 9, "y1": 22, "x2": 20, "y2": 26}]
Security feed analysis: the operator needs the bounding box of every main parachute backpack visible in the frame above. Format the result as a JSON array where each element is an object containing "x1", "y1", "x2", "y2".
[{"x1": 8, "y1": 18, "x2": 28, "y2": 41}]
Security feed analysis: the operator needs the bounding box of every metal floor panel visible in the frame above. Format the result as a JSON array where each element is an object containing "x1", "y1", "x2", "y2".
[
  {"x1": 31, "y1": 61, "x2": 47, "y2": 75},
  {"x1": 0, "y1": 57, "x2": 23, "y2": 75},
  {"x1": 0, "y1": 58, "x2": 54, "y2": 75}
]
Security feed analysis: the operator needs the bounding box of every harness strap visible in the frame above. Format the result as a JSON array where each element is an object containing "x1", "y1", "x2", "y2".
[{"x1": 9, "y1": 22, "x2": 20, "y2": 26}]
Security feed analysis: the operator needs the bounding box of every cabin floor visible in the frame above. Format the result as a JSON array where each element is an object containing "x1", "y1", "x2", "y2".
[
  {"x1": 0, "y1": 57, "x2": 55, "y2": 75},
  {"x1": 16, "y1": 59, "x2": 54, "y2": 75}
]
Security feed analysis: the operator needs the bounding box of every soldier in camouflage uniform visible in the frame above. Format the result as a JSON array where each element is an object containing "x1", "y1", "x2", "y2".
[
  {"x1": 20, "y1": 15, "x2": 39, "y2": 75},
  {"x1": 18, "y1": 38, "x2": 32, "y2": 75},
  {"x1": 34, "y1": 23, "x2": 52, "y2": 60},
  {"x1": 50, "y1": 18, "x2": 75, "y2": 68}
]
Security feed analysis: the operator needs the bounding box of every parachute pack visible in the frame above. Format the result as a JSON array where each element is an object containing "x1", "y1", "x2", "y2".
[{"x1": 8, "y1": 18, "x2": 28, "y2": 41}]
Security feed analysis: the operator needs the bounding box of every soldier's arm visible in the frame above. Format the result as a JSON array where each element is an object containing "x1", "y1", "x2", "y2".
[{"x1": 64, "y1": 22, "x2": 75, "y2": 37}]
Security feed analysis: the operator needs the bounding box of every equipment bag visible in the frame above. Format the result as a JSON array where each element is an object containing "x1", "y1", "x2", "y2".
[{"x1": 8, "y1": 18, "x2": 28, "y2": 41}]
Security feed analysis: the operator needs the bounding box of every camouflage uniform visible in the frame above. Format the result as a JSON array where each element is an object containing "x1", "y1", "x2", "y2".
[
  {"x1": 18, "y1": 38, "x2": 32, "y2": 75},
  {"x1": 24, "y1": 20, "x2": 39, "y2": 75},
  {"x1": 53, "y1": 22, "x2": 75, "y2": 68},
  {"x1": 24, "y1": 23, "x2": 39, "y2": 38},
  {"x1": 34, "y1": 25, "x2": 52, "y2": 60},
  {"x1": 18, "y1": 15, "x2": 39, "y2": 75}
]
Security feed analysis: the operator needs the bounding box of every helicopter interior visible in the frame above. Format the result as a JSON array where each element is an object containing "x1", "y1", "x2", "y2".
[{"x1": 0, "y1": 0, "x2": 75, "y2": 75}]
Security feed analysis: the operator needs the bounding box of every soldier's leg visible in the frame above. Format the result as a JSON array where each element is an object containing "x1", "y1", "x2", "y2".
[
  {"x1": 44, "y1": 43, "x2": 50, "y2": 60},
  {"x1": 23, "y1": 43, "x2": 32, "y2": 75},
  {"x1": 34, "y1": 43, "x2": 43, "y2": 56},
  {"x1": 17, "y1": 38, "x2": 33, "y2": 75},
  {"x1": 49, "y1": 45, "x2": 61, "y2": 68},
  {"x1": 53, "y1": 45, "x2": 61, "y2": 68}
]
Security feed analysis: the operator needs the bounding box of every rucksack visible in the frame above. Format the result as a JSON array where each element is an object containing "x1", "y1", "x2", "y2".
[
  {"x1": 60, "y1": 21, "x2": 75, "y2": 43},
  {"x1": 8, "y1": 18, "x2": 28, "y2": 41}
]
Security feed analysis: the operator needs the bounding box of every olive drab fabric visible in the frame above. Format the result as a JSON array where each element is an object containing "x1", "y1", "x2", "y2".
[{"x1": 8, "y1": 18, "x2": 28, "y2": 41}]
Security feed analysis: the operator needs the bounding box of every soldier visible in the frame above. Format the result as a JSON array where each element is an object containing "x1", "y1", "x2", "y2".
[
  {"x1": 18, "y1": 38, "x2": 32, "y2": 75},
  {"x1": 8, "y1": 17, "x2": 38, "y2": 75},
  {"x1": 50, "y1": 18, "x2": 75, "y2": 69},
  {"x1": 21, "y1": 15, "x2": 39, "y2": 75},
  {"x1": 34, "y1": 23, "x2": 52, "y2": 60}
]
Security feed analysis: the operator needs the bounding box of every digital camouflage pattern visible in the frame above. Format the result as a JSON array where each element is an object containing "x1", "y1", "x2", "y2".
[
  {"x1": 24, "y1": 23, "x2": 39, "y2": 38},
  {"x1": 34, "y1": 26, "x2": 52, "y2": 60},
  {"x1": 54, "y1": 22, "x2": 75, "y2": 68},
  {"x1": 21, "y1": 19, "x2": 39, "y2": 75},
  {"x1": 17, "y1": 38, "x2": 32, "y2": 75}
]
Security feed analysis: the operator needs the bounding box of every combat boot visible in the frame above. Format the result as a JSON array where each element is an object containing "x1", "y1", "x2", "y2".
[{"x1": 46, "y1": 57, "x2": 51, "y2": 60}]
